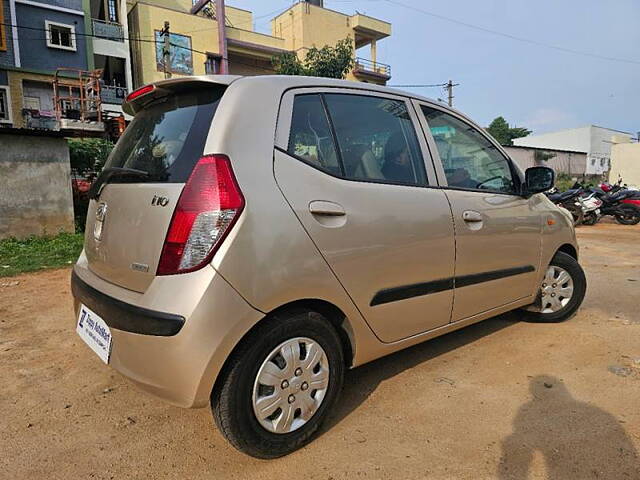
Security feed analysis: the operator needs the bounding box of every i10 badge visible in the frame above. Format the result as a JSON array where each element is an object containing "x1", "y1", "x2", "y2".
[{"x1": 76, "y1": 304, "x2": 112, "y2": 364}]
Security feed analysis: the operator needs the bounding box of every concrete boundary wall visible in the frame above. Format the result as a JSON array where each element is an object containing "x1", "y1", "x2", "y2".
[{"x1": 0, "y1": 131, "x2": 74, "y2": 239}]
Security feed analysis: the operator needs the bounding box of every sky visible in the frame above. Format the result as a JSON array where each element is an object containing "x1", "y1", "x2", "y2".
[{"x1": 227, "y1": 0, "x2": 640, "y2": 136}]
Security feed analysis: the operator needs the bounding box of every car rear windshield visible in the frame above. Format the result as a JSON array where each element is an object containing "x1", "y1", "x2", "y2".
[{"x1": 102, "y1": 86, "x2": 225, "y2": 183}]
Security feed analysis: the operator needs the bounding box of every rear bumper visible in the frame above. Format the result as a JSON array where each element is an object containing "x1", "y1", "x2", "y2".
[
  {"x1": 71, "y1": 254, "x2": 263, "y2": 408},
  {"x1": 71, "y1": 271, "x2": 185, "y2": 336}
]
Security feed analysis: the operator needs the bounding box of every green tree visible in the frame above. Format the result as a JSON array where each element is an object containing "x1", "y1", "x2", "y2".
[
  {"x1": 68, "y1": 138, "x2": 114, "y2": 174},
  {"x1": 534, "y1": 149, "x2": 556, "y2": 165},
  {"x1": 486, "y1": 116, "x2": 531, "y2": 146},
  {"x1": 272, "y1": 37, "x2": 355, "y2": 79}
]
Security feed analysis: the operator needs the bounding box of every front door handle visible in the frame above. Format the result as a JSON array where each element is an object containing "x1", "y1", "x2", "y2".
[
  {"x1": 309, "y1": 200, "x2": 346, "y2": 216},
  {"x1": 462, "y1": 210, "x2": 483, "y2": 222}
]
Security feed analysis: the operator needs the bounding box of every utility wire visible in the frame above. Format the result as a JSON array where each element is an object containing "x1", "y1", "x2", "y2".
[
  {"x1": 389, "y1": 83, "x2": 448, "y2": 88},
  {"x1": 0, "y1": 21, "x2": 275, "y2": 72},
  {"x1": 383, "y1": 0, "x2": 640, "y2": 66}
]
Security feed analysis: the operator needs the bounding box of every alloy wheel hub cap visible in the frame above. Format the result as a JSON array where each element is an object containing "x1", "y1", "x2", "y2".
[{"x1": 252, "y1": 337, "x2": 330, "y2": 434}]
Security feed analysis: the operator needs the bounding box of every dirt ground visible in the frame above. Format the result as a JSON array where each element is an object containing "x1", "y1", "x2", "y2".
[{"x1": 1, "y1": 221, "x2": 639, "y2": 479}]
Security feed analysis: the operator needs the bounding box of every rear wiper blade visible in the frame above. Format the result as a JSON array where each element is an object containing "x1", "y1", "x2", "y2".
[{"x1": 88, "y1": 167, "x2": 149, "y2": 200}]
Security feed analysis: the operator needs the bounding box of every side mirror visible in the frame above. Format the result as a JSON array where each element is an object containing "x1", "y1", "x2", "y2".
[{"x1": 524, "y1": 166, "x2": 555, "y2": 195}]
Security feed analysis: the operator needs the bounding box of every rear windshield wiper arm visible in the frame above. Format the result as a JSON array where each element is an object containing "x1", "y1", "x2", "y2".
[{"x1": 88, "y1": 167, "x2": 150, "y2": 200}]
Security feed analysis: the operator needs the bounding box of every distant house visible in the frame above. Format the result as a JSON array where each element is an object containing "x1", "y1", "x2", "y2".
[
  {"x1": 0, "y1": 0, "x2": 132, "y2": 134},
  {"x1": 127, "y1": 0, "x2": 392, "y2": 88},
  {"x1": 609, "y1": 139, "x2": 640, "y2": 188},
  {"x1": 513, "y1": 125, "x2": 634, "y2": 175}
]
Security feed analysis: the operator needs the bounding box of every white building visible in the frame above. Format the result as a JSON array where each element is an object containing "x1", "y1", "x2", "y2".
[{"x1": 513, "y1": 125, "x2": 633, "y2": 175}]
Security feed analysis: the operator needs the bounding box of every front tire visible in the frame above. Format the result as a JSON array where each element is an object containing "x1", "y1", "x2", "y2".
[
  {"x1": 211, "y1": 310, "x2": 344, "y2": 458},
  {"x1": 614, "y1": 204, "x2": 640, "y2": 225},
  {"x1": 522, "y1": 251, "x2": 586, "y2": 323}
]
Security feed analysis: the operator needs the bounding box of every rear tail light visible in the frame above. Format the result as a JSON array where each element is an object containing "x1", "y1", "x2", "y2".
[{"x1": 157, "y1": 155, "x2": 244, "y2": 276}]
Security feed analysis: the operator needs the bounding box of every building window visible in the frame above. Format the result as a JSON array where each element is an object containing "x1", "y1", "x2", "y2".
[
  {"x1": 205, "y1": 55, "x2": 221, "y2": 74},
  {"x1": 0, "y1": 86, "x2": 13, "y2": 124},
  {"x1": 45, "y1": 21, "x2": 76, "y2": 51},
  {"x1": 107, "y1": 0, "x2": 119, "y2": 23}
]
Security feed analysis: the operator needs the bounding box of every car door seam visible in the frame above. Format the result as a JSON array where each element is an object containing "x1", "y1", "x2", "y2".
[{"x1": 271, "y1": 150, "x2": 384, "y2": 342}]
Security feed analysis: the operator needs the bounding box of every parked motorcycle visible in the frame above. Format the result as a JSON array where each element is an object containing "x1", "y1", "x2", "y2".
[
  {"x1": 599, "y1": 180, "x2": 640, "y2": 207},
  {"x1": 545, "y1": 186, "x2": 585, "y2": 225},
  {"x1": 587, "y1": 181, "x2": 640, "y2": 225}
]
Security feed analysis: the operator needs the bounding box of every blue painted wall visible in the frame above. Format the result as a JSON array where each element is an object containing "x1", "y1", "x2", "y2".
[
  {"x1": 0, "y1": 0, "x2": 15, "y2": 68},
  {"x1": 30, "y1": 0, "x2": 84, "y2": 12},
  {"x1": 16, "y1": 2, "x2": 89, "y2": 72}
]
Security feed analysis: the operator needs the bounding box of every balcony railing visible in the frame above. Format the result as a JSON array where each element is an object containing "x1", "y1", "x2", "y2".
[
  {"x1": 100, "y1": 85, "x2": 128, "y2": 105},
  {"x1": 22, "y1": 110, "x2": 60, "y2": 131},
  {"x1": 92, "y1": 19, "x2": 124, "y2": 42},
  {"x1": 354, "y1": 57, "x2": 391, "y2": 78}
]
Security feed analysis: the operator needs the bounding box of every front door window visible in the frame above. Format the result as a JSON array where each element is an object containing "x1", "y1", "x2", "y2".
[{"x1": 421, "y1": 106, "x2": 517, "y2": 194}]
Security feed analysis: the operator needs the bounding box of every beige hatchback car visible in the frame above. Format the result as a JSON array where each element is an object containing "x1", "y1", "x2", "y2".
[{"x1": 71, "y1": 75, "x2": 586, "y2": 458}]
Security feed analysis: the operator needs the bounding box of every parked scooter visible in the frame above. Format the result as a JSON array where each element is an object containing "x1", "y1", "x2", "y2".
[{"x1": 578, "y1": 191, "x2": 604, "y2": 226}]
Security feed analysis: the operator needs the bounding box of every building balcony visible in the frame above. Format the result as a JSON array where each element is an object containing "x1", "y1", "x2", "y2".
[
  {"x1": 353, "y1": 57, "x2": 391, "y2": 81},
  {"x1": 226, "y1": 27, "x2": 287, "y2": 60},
  {"x1": 100, "y1": 85, "x2": 128, "y2": 105},
  {"x1": 92, "y1": 19, "x2": 124, "y2": 42},
  {"x1": 22, "y1": 110, "x2": 60, "y2": 131},
  {"x1": 351, "y1": 13, "x2": 391, "y2": 48}
]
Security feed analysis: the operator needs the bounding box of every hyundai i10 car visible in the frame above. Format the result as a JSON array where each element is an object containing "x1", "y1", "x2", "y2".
[{"x1": 71, "y1": 75, "x2": 586, "y2": 458}]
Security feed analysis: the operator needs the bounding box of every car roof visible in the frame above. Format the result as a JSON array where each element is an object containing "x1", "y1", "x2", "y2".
[{"x1": 124, "y1": 74, "x2": 452, "y2": 115}]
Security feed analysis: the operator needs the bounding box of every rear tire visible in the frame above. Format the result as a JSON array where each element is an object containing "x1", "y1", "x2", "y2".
[
  {"x1": 211, "y1": 310, "x2": 344, "y2": 459},
  {"x1": 521, "y1": 252, "x2": 586, "y2": 323},
  {"x1": 614, "y1": 204, "x2": 640, "y2": 225}
]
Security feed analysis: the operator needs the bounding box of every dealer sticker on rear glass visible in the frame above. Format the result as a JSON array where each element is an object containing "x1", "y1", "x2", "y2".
[{"x1": 76, "y1": 304, "x2": 112, "y2": 364}]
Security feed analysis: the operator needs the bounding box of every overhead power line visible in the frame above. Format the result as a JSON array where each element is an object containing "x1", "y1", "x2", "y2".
[
  {"x1": 0, "y1": 21, "x2": 276, "y2": 73},
  {"x1": 388, "y1": 83, "x2": 448, "y2": 88},
  {"x1": 383, "y1": 0, "x2": 640, "y2": 66}
]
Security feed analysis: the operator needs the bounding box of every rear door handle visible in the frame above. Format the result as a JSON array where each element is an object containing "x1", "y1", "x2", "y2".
[
  {"x1": 309, "y1": 200, "x2": 345, "y2": 217},
  {"x1": 462, "y1": 210, "x2": 483, "y2": 222}
]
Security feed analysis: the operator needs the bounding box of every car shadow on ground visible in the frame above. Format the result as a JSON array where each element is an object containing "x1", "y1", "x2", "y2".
[
  {"x1": 324, "y1": 311, "x2": 519, "y2": 431},
  {"x1": 497, "y1": 375, "x2": 640, "y2": 479}
]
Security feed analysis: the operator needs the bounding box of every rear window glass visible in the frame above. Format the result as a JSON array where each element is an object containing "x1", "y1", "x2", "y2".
[
  {"x1": 288, "y1": 94, "x2": 341, "y2": 176},
  {"x1": 103, "y1": 87, "x2": 224, "y2": 183}
]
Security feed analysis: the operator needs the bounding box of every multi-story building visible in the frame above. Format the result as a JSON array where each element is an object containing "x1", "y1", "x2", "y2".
[
  {"x1": 0, "y1": 0, "x2": 132, "y2": 133},
  {"x1": 88, "y1": 0, "x2": 133, "y2": 119},
  {"x1": 127, "y1": 0, "x2": 391, "y2": 88},
  {"x1": 273, "y1": 0, "x2": 391, "y2": 85},
  {"x1": 513, "y1": 125, "x2": 634, "y2": 176}
]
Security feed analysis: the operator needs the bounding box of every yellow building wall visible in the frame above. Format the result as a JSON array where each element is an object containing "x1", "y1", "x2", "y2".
[
  {"x1": 609, "y1": 143, "x2": 640, "y2": 187},
  {"x1": 128, "y1": 2, "x2": 281, "y2": 86},
  {"x1": 129, "y1": 2, "x2": 220, "y2": 86},
  {"x1": 272, "y1": 2, "x2": 353, "y2": 53},
  {"x1": 271, "y1": 2, "x2": 389, "y2": 84}
]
